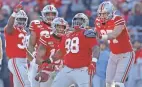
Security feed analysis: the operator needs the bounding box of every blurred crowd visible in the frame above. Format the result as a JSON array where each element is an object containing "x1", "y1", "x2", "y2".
[{"x1": 0, "y1": 0, "x2": 142, "y2": 87}]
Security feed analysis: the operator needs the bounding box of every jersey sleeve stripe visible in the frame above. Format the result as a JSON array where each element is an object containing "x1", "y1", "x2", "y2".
[
  {"x1": 115, "y1": 21, "x2": 125, "y2": 26},
  {"x1": 114, "y1": 19, "x2": 124, "y2": 24},
  {"x1": 39, "y1": 38, "x2": 47, "y2": 46}
]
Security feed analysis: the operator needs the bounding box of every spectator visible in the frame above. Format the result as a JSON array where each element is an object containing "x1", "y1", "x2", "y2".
[
  {"x1": 126, "y1": 40, "x2": 142, "y2": 87},
  {"x1": 65, "y1": 0, "x2": 92, "y2": 25},
  {"x1": 93, "y1": 41, "x2": 110, "y2": 87},
  {"x1": 128, "y1": 1, "x2": 142, "y2": 26},
  {"x1": 0, "y1": 33, "x2": 10, "y2": 87},
  {"x1": 0, "y1": 5, "x2": 11, "y2": 28}
]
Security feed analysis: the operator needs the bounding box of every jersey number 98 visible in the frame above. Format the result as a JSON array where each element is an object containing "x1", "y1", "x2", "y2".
[{"x1": 65, "y1": 37, "x2": 79, "y2": 53}]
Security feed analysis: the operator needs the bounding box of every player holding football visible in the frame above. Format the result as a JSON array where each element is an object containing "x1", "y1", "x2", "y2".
[
  {"x1": 4, "y1": 2, "x2": 30, "y2": 87},
  {"x1": 46, "y1": 13, "x2": 100, "y2": 87},
  {"x1": 95, "y1": 1, "x2": 135, "y2": 87},
  {"x1": 26, "y1": 5, "x2": 58, "y2": 87},
  {"x1": 34, "y1": 17, "x2": 68, "y2": 87}
]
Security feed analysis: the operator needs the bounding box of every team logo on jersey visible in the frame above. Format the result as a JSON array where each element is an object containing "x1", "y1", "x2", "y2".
[
  {"x1": 96, "y1": 22, "x2": 101, "y2": 28},
  {"x1": 37, "y1": 25, "x2": 42, "y2": 28},
  {"x1": 48, "y1": 41, "x2": 54, "y2": 47}
]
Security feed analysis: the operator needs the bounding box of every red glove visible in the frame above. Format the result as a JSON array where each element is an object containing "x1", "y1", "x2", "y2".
[
  {"x1": 13, "y1": 1, "x2": 23, "y2": 13},
  {"x1": 88, "y1": 62, "x2": 96, "y2": 76},
  {"x1": 35, "y1": 71, "x2": 50, "y2": 82}
]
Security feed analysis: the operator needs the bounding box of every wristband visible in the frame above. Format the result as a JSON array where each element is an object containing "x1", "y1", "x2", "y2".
[
  {"x1": 92, "y1": 57, "x2": 98, "y2": 62},
  {"x1": 11, "y1": 12, "x2": 17, "y2": 17},
  {"x1": 101, "y1": 34, "x2": 108, "y2": 40}
]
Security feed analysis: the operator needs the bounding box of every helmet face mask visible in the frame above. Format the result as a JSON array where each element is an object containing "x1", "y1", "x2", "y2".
[
  {"x1": 42, "y1": 12, "x2": 57, "y2": 23},
  {"x1": 41, "y1": 5, "x2": 58, "y2": 24},
  {"x1": 55, "y1": 24, "x2": 66, "y2": 36},
  {"x1": 14, "y1": 10, "x2": 28, "y2": 29},
  {"x1": 73, "y1": 18, "x2": 85, "y2": 28},
  {"x1": 72, "y1": 13, "x2": 89, "y2": 29},
  {"x1": 97, "y1": 12, "x2": 110, "y2": 23},
  {"x1": 52, "y1": 17, "x2": 68, "y2": 37}
]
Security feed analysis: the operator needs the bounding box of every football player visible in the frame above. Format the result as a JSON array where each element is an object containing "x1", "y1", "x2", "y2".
[
  {"x1": 27, "y1": 5, "x2": 58, "y2": 87},
  {"x1": 95, "y1": 1, "x2": 135, "y2": 87},
  {"x1": 34, "y1": 17, "x2": 68, "y2": 87},
  {"x1": 48, "y1": 13, "x2": 100, "y2": 87},
  {"x1": 4, "y1": 2, "x2": 30, "y2": 87}
]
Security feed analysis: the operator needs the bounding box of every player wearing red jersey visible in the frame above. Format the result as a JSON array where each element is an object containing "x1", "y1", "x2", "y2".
[
  {"x1": 46, "y1": 13, "x2": 100, "y2": 87},
  {"x1": 4, "y1": 2, "x2": 30, "y2": 87},
  {"x1": 34, "y1": 17, "x2": 68, "y2": 87},
  {"x1": 95, "y1": 1, "x2": 135, "y2": 87},
  {"x1": 26, "y1": 5, "x2": 58, "y2": 87}
]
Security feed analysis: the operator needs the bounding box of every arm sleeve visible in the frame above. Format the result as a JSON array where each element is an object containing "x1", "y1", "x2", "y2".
[
  {"x1": 114, "y1": 16, "x2": 125, "y2": 26},
  {"x1": 39, "y1": 36, "x2": 48, "y2": 46},
  {"x1": 29, "y1": 20, "x2": 41, "y2": 31}
]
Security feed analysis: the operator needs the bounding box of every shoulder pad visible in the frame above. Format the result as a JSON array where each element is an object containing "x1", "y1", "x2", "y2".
[{"x1": 84, "y1": 29, "x2": 97, "y2": 38}]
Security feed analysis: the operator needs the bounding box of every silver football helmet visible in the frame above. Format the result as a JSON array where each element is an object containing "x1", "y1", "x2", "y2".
[
  {"x1": 72, "y1": 13, "x2": 89, "y2": 29},
  {"x1": 97, "y1": 1, "x2": 115, "y2": 22},
  {"x1": 51, "y1": 17, "x2": 68, "y2": 37},
  {"x1": 14, "y1": 10, "x2": 28, "y2": 29},
  {"x1": 41, "y1": 5, "x2": 58, "y2": 24}
]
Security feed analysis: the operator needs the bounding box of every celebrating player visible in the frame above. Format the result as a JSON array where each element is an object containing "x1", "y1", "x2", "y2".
[
  {"x1": 4, "y1": 2, "x2": 30, "y2": 87},
  {"x1": 95, "y1": 1, "x2": 135, "y2": 87},
  {"x1": 27, "y1": 5, "x2": 58, "y2": 87},
  {"x1": 34, "y1": 17, "x2": 68, "y2": 87},
  {"x1": 48, "y1": 13, "x2": 100, "y2": 87}
]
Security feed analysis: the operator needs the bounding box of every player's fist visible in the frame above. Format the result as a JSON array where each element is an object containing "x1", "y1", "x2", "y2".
[
  {"x1": 35, "y1": 72, "x2": 50, "y2": 82},
  {"x1": 13, "y1": 2, "x2": 23, "y2": 13},
  {"x1": 88, "y1": 62, "x2": 96, "y2": 76}
]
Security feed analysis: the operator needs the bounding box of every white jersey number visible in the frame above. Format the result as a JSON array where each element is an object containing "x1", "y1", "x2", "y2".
[
  {"x1": 40, "y1": 30, "x2": 50, "y2": 39},
  {"x1": 100, "y1": 30, "x2": 118, "y2": 44},
  {"x1": 17, "y1": 33, "x2": 29, "y2": 49},
  {"x1": 65, "y1": 37, "x2": 79, "y2": 53}
]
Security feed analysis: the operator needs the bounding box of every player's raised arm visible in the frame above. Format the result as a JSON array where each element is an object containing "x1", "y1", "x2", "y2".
[{"x1": 5, "y1": 2, "x2": 23, "y2": 34}]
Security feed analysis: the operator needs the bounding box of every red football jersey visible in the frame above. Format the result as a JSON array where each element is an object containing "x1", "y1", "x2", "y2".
[
  {"x1": 59, "y1": 29, "x2": 98, "y2": 68},
  {"x1": 4, "y1": 27, "x2": 27, "y2": 58},
  {"x1": 39, "y1": 34, "x2": 61, "y2": 60},
  {"x1": 29, "y1": 20, "x2": 52, "y2": 47},
  {"x1": 95, "y1": 15, "x2": 133, "y2": 54}
]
